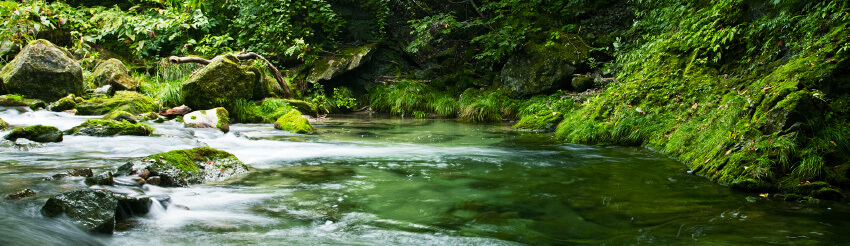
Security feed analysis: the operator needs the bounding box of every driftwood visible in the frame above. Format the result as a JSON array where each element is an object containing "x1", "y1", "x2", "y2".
[{"x1": 168, "y1": 52, "x2": 292, "y2": 98}]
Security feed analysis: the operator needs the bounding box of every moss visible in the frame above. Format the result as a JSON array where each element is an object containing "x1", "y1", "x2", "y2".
[
  {"x1": 48, "y1": 94, "x2": 77, "y2": 112},
  {"x1": 0, "y1": 94, "x2": 27, "y2": 106},
  {"x1": 3, "y1": 125, "x2": 62, "y2": 142},
  {"x1": 75, "y1": 91, "x2": 158, "y2": 115},
  {"x1": 66, "y1": 119, "x2": 153, "y2": 136},
  {"x1": 284, "y1": 99, "x2": 317, "y2": 116},
  {"x1": 102, "y1": 110, "x2": 138, "y2": 124},
  {"x1": 514, "y1": 111, "x2": 564, "y2": 131},
  {"x1": 274, "y1": 109, "x2": 313, "y2": 134},
  {"x1": 0, "y1": 117, "x2": 9, "y2": 130},
  {"x1": 215, "y1": 107, "x2": 229, "y2": 131},
  {"x1": 146, "y1": 146, "x2": 237, "y2": 175},
  {"x1": 180, "y1": 54, "x2": 256, "y2": 113}
]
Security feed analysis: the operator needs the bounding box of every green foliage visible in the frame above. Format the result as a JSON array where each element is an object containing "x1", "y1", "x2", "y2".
[
  {"x1": 331, "y1": 87, "x2": 357, "y2": 110},
  {"x1": 368, "y1": 81, "x2": 446, "y2": 117},
  {"x1": 458, "y1": 89, "x2": 517, "y2": 122},
  {"x1": 139, "y1": 61, "x2": 199, "y2": 108}
]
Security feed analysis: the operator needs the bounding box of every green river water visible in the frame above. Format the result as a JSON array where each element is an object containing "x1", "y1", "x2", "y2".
[{"x1": 0, "y1": 108, "x2": 847, "y2": 245}]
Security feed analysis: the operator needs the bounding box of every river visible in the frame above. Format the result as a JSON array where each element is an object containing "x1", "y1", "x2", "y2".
[{"x1": 0, "y1": 106, "x2": 847, "y2": 245}]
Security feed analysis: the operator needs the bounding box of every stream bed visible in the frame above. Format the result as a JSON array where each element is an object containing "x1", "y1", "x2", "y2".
[{"x1": 0, "y1": 107, "x2": 848, "y2": 245}]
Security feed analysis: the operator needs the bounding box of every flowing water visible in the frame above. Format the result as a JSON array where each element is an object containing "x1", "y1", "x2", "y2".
[{"x1": 1, "y1": 106, "x2": 848, "y2": 245}]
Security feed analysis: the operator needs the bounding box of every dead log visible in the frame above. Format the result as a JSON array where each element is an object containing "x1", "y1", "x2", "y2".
[{"x1": 168, "y1": 52, "x2": 292, "y2": 98}]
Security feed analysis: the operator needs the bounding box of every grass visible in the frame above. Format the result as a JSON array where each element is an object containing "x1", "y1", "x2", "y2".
[{"x1": 138, "y1": 60, "x2": 201, "y2": 108}]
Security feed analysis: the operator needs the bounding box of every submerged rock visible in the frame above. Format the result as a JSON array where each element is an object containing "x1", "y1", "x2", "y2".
[
  {"x1": 75, "y1": 91, "x2": 158, "y2": 115},
  {"x1": 497, "y1": 37, "x2": 589, "y2": 97},
  {"x1": 0, "y1": 39, "x2": 84, "y2": 102},
  {"x1": 41, "y1": 189, "x2": 118, "y2": 234},
  {"x1": 135, "y1": 147, "x2": 249, "y2": 187},
  {"x1": 183, "y1": 107, "x2": 230, "y2": 133},
  {"x1": 91, "y1": 58, "x2": 139, "y2": 91},
  {"x1": 274, "y1": 109, "x2": 313, "y2": 134},
  {"x1": 3, "y1": 125, "x2": 63, "y2": 143},
  {"x1": 278, "y1": 166, "x2": 355, "y2": 182},
  {"x1": 46, "y1": 168, "x2": 94, "y2": 181},
  {"x1": 66, "y1": 119, "x2": 153, "y2": 136},
  {"x1": 181, "y1": 54, "x2": 257, "y2": 111},
  {"x1": 4, "y1": 188, "x2": 36, "y2": 200},
  {"x1": 114, "y1": 193, "x2": 153, "y2": 221}
]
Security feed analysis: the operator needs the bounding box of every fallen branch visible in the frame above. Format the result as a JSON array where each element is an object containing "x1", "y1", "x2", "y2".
[{"x1": 168, "y1": 52, "x2": 292, "y2": 98}]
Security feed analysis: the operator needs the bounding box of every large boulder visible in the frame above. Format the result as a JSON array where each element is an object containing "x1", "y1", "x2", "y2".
[
  {"x1": 91, "y1": 58, "x2": 139, "y2": 91},
  {"x1": 274, "y1": 109, "x2": 313, "y2": 134},
  {"x1": 183, "y1": 107, "x2": 230, "y2": 133},
  {"x1": 75, "y1": 91, "x2": 158, "y2": 115},
  {"x1": 41, "y1": 189, "x2": 118, "y2": 234},
  {"x1": 181, "y1": 54, "x2": 257, "y2": 111},
  {"x1": 0, "y1": 39, "x2": 84, "y2": 102},
  {"x1": 128, "y1": 147, "x2": 249, "y2": 187},
  {"x1": 66, "y1": 119, "x2": 153, "y2": 136},
  {"x1": 497, "y1": 36, "x2": 589, "y2": 97},
  {"x1": 4, "y1": 125, "x2": 63, "y2": 143},
  {"x1": 306, "y1": 43, "x2": 377, "y2": 84}
]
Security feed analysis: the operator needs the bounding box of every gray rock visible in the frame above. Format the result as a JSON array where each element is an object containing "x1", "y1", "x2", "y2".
[
  {"x1": 497, "y1": 37, "x2": 588, "y2": 97},
  {"x1": 41, "y1": 189, "x2": 118, "y2": 234},
  {"x1": 3, "y1": 125, "x2": 63, "y2": 143},
  {"x1": 135, "y1": 147, "x2": 249, "y2": 187},
  {"x1": 85, "y1": 171, "x2": 114, "y2": 186},
  {"x1": 91, "y1": 58, "x2": 139, "y2": 91},
  {"x1": 0, "y1": 39, "x2": 84, "y2": 102},
  {"x1": 181, "y1": 54, "x2": 257, "y2": 111},
  {"x1": 114, "y1": 193, "x2": 153, "y2": 221},
  {"x1": 307, "y1": 43, "x2": 377, "y2": 84}
]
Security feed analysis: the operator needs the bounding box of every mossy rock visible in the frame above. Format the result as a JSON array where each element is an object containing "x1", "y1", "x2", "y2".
[
  {"x1": 497, "y1": 36, "x2": 588, "y2": 97},
  {"x1": 140, "y1": 147, "x2": 249, "y2": 187},
  {"x1": 75, "y1": 91, "x2": 158, "y2": 115},
  {"x1": 306, "y1": 43, "x2": 377, "y2": 84},
  {"x1": 730, "y1": 178, "x2": 776, "y2": 192},
  {"x1": 183, "y1": 107, "x2": 230, "y2": 133},
  {"x1": 66, "y1": 119, "x2": 153, "y2": 136},
  {"x1": 102, "y1": 110, "x2": 138, "y2": 124},
  {"x1": 181, "y1": 54, "x2": 256, "y2": 112},
  {"x1": 48, "y1": 94, "x2": 77, "y2": 112},
  {"x1": 571, "y1": 76, "x2": 594, "y2": 92},
  {"x1": 284, "y1": 99, "x2": 318, "y2": 116},
  {"x1": 4, "y1": 125, "x2": 63, "y2": 142},
  {"x1": 91, "y1": 58, "x2": 139, "y2": 91},
  {"x1": 0, "y1": 117, "x2": 8, "y2": 130},
  {"x1": 274, "y1": 109, "x2": 313, "y2": 134},
  {"x1": 0, "y1": 39, "x2": 84, "y2": 102},
  {"x1": 0, "y1": 94, "x2": 27, "y2": 106},
  {"x1": 41, "y1": 189, "x2": 118, "y2": 234},
  {"x1": 514, "y1": 111, "x2": 564, "y2": 131}
]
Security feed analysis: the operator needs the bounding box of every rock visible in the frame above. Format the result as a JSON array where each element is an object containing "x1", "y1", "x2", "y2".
[
  {"x1": 278, "y1": 166, "x2": 355, "y2": 182},
  {"x1": 113, "y1": 193, "x2": 153, "y2": 221},
  {"x1": 284, "y1": 99, "x2": 318, "y2": 116},
  {"x1": 181, "y1": 54, "x2": 257, "y2": 111},
  {"x1": 84, "y1": 171, "x2": 114, "y2": 186},
  {"x1": 811, "y1": 187, "x2": 842, "y2": 200},
  {"x1": 91, "y1": 59, "x2": 139, "y2": 91},
  {"x1": 92, "y1": 84, "x2": 115, "y2": 97},
  {"x1": 135, "y1": 147, "x2": 249, "y2": 187},
  {"x1": 145, "y1": 176, "x2": 161, "y2": 186},
  {"x1": 3, "y1": 125, "x2": 63, "y2": 143},
  {"x1": 0, "y1": 94, "x2": 27, "y2": 106},
  {"x1": 183, "y1": 107, "x2": 230, "y2": 133},
  {"x1": 116, "y1": 162, "x2": 133, "y2": 176},
  {"x1": 306, "y1": 43, "x2": 377, "y2": 84},
  {"x1": 571, "y1": 76, "x2": 594, "y2": 92},
  {"x1": 497, "y1": 37, "x2": 589, "y2": 97},
  {"x1": 66, "y1": 119, "x2": 153, "y2": 136},
  {"x1": 41, "y1": 189, "x2": 118, "y2": 234},
  {"x1": 48, "y1": 94, "x2": 77, "y2": 112},
  {"x1": 102, "y1": 110, "x2": 138, "y2": 124},
  {"x1": 75, "y1": 91, "x2": 158, "y2": 115},
  {"x1": 0, "y1": 117, "x2": 8, "y2": 130},
  {"x1": 274, "y1": 109, "x2": 313, "y2": 134},
  {"x1": 47, "y1": 168, "x2": 94, "y2": 180},
  {"x1": 130, "y1": 176, "x2": 146, "y2": 185},
  {"x1": 513, "y1": 111, "x2": 564, "y2": 132},
  {"x1": 160, "y1": 105, "x2": 192, "y2": 118},
  {"x1": 136, "y1": 168, "x2": 150, "y2": 179},
  {"x1": 4, "y1": 189, "x2": 36, "y2": 200},
  {"x1": 0, "y1": 39, "x2": 84, "y2": 102}
]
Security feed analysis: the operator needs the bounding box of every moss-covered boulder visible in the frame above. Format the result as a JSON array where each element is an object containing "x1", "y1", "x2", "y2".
[
  {"x1": 0, "y1": 39, "x2": 84, "y2": 102},
  {"x1": 66, "y1": 119, "x2": 153, "y2": 136},
  {"x1": 284, "y1": 99, "x2": 318, "y2": 116},
  {"x1": 132, "y1": 147, "x2": 249, "y2": 187},
  {"x1": 48, "y1": 94, "x2": 77, "y2": 112},
  {"x1": 181, "y1": 54, "x2": 257, "y2": 111},
  {"x1": 75, "y1": 91, "x2": 158, "y2": 115},
  {"x1": 497, "y1": 36, "x2": 589, "y2": 97},
  {"x1": 183, "y1": 107, "x2": 230, "y2": 133},
  {"x1": 4, "y1": 125, "x2": 62, "y2": 142},
  {"x1": 274, "y1": 109, "x2": 313, "y2": 134},
  {"x1": 91, "y1": 58, "x2": 139, "y2": 91},
  {"x1": 0, "y1": 94, "x2": 27, "y2": 106},
  {"x1": 306, "y1": 43, "x2": 377, "y2": 84},
  {"x1": 102, "y1": 110, "x2": 138, "y2": 124},
  {"x1": 571, "y1": 76, "x2": 594, "y2": 92},
  {"x1": 0, "y1": 117, "x2": 8, "y2": 130},
  {"x1": 41, "y1": 189, "x2": 118, "y2": 234},
  {"x1": 514, "y1": 111, "x2": 564, "y2": 132}
]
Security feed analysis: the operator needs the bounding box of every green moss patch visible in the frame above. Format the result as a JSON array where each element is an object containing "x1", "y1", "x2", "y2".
[
  {"x1": 145, "y1": 146, "x2": 241, "y2": 182},
  {"x1": 66, "y1": 119, "x2": 153, "y2": 136},
  {"x1": 274, "y1": 109, "x2": 313, "y2": 134},
  {"x1": 76, "y1": 91, "x2": 158, "y2": 115},
  {"x1": 4, "y1": 125, "x2": 63, "y2": 142},
  {"x1": 514, "y1": 111, "x2": 564, "y2": 131}
]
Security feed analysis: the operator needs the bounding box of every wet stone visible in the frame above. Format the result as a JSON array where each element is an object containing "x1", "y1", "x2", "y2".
[{"x1": 4, "y1": 188, "x2": 36, "y2": 200}]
